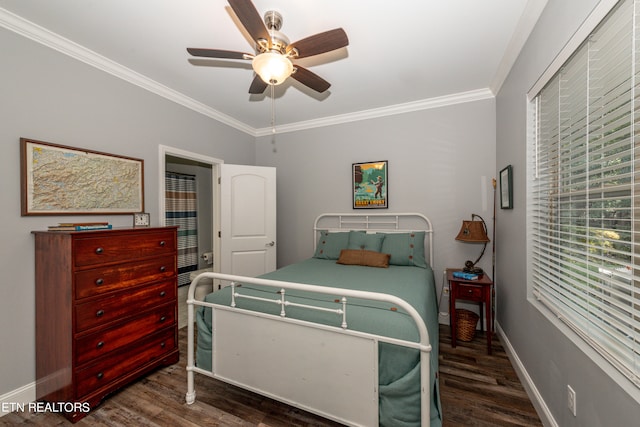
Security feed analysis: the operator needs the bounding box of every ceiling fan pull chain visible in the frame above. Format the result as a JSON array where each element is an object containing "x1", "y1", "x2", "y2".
[
  {"x1": 271, "y1": 84, "x2": 277, "y2": 135},
  {"x1": 270, "y1": 84, "x2": 277, "y2": 152}
]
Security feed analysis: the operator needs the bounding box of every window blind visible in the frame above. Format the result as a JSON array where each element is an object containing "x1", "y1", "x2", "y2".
[{"x1": 529, "y1": 0, "x2": 640, "y2": 386}]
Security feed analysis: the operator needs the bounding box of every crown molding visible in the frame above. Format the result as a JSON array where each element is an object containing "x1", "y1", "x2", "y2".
[
  {"x1": 1, "y1": 7, "x2": 495, "y2": 138},
  {"x1": 0, "y1": 7, "x2": 254, "y2": 135},
  {"x1": 490, "y1": 0, "x2": 548, "y2": 95},
  {"x1": 254, "y1": 88, "x2": 495, "y2": 136}
]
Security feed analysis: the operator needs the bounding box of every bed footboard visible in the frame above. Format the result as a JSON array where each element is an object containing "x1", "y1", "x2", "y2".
[{"x1": 186, "y1": 272, "x2": 432, "y2": 426}]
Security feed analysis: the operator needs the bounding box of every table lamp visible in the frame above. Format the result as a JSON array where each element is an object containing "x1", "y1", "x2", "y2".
[{"x1": 455, "y1": 214, "x2": 490, "y2": 274}]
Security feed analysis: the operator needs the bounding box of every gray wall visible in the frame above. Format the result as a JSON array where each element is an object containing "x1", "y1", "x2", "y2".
[
  {"x1": 496, "y1": 0, "x2": 640, "y2": 426},
  {"x1": 0, "y1": 27, "x2": 254, "y2": 398},
  {"x1": 256, "y1": 99, "x2": 497, "y2": 298}
]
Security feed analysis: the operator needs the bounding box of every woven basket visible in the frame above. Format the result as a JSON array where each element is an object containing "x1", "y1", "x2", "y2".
[{"x1": 456, "y1": 309, "x2": 479, "y2": 342}]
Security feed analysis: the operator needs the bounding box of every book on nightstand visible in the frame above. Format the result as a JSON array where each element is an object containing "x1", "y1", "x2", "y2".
[{"x1": 452, "y1": 271, "x2": 479, "y2": 280}]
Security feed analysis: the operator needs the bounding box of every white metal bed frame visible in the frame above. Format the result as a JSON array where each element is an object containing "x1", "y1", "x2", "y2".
[{"x1": 185, "y1": 213, "x2": 435, "y2": 426}]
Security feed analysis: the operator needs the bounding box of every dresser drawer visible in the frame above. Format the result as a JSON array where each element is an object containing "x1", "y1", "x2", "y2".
[
  {"x1": 75, "y1": 328, "x2": 176, "y2": 398},
  {"x1": 75, "y1": 255, "x2": 176, "y2": 299},
  {"x1": 75, "y1": 280, "x2": 176, "y2": 332},
  {"x1": 75, "y1": 304, "x2": 176, "y2": 365},
  {"x1": 456, "y1": 284, "x2": 483, "y2": 301},
  {"x1": 73, "y1": 230, "x2": 176, "y2": 267}
]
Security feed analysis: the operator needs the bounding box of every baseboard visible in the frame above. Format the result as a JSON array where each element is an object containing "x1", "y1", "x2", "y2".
[
  {"x1": 0, "y1": 382, "x2": 35, "y2": 417},
  {"x1": 496, "y1": 322, "x2": 557, "y2": 427}
]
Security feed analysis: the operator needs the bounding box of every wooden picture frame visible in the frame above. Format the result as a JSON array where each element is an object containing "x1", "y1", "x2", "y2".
[
  {"x1": 500, "y1": 165, "x2": 513, "y2": 209},
  {"x1": 352, "y1": 160, "x2": 388, "y2": 209},
  {"x1": 20, "y1": 138, "x2": 144, "y2": 216}
]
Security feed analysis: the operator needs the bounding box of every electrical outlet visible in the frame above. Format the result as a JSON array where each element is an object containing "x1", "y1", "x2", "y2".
[{"x1": 567, "y1": 385, "x2": 577, "y2": 416}]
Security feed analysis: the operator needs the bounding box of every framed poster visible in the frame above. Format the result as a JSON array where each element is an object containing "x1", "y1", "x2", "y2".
[
  {"x1": 500, "y1": 165, "x2": 513, "y2": 209},
  {"x1": 352, "y1": 160, "x2": 388, "y2": 209},
  {"x1": 20, "y1": 138, "x2": 144, "y2": 215}
]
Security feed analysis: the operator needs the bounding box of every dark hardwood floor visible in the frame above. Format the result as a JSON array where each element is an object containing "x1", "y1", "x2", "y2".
[
  {"x1": 2, "y1": 324, "x2": 541, "y2": 426},
  {"x1": 438, "y1": 325, "x2": 542, "y2": 427}
]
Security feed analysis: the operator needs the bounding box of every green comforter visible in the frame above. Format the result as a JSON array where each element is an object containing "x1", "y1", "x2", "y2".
[{"x1": 196, "y1": 258, "x2": 442, "y2": 426}]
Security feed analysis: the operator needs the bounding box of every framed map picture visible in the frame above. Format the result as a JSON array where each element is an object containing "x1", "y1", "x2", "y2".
[
  {"x1": 352, "y1": 160, "x2": 388, "y2": 209},
  {"x1": 20, "y1": 138, "x2": 144, "y2": 215}
]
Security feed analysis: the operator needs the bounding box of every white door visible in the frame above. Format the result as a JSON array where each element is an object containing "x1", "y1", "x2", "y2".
[{"x1": 219, "y1": 164, "x2": 276, "y2": 279}]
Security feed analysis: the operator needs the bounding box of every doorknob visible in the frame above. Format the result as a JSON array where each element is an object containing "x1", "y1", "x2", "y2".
[{"x1": 266, "y1": 241, "x2": 275, "y2": 247}]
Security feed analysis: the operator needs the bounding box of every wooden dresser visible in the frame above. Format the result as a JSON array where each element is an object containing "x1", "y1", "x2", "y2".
[{"x1": 33, "y1": 226, "x2": 179, "y2": 422}]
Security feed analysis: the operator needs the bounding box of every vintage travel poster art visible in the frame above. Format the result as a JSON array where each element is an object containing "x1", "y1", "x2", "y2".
[{"x1": 352, "y1": 160, "x2": 388, "y2": 209}]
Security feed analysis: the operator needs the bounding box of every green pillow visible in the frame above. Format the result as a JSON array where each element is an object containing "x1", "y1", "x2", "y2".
[
  {"x1": 313, "y1": 231, "x2": 350, "y2": 260},
  {"x1": 346, "y1": 230, "x2": 385, "y2": 252},
  {"x1": 380, "y1": 232, "x2": 427, "y2": 268}
]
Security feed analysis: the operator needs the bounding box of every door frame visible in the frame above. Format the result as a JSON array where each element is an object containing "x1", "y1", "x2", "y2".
[{"x1": 158, "y1": 145, "x2": 223, "y2": 273}]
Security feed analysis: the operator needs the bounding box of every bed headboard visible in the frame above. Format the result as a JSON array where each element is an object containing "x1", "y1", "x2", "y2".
[{"x1": 313, "y1": 213, "x2": 434, "y2": 267}]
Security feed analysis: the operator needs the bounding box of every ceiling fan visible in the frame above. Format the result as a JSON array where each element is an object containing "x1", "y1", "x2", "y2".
[{"x1": 187, "y1": 0, "x2": 349, "y2": 94}]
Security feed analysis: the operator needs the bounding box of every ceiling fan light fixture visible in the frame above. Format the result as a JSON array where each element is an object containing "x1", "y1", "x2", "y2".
[{"x1": 252, "y1": 52, "x2": 293, "y2": 85}]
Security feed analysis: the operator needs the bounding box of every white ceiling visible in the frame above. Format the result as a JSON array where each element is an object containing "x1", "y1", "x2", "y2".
[{"x1": 0, "y1": 0, "x2": 547, "y2": 136}]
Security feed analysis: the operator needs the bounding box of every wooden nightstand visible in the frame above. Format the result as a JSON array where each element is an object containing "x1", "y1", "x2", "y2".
[{"x1": 447, "y1": 268, "x2": 494, "y2": 354}]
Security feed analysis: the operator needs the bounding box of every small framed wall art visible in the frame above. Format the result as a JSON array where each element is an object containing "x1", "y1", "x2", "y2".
[
  {"x1": 500, "y1": 165, "x2": 513, "y2": 209},
  {"x1": 352, "y1": 160, "x2": 388, "y2": 209}
]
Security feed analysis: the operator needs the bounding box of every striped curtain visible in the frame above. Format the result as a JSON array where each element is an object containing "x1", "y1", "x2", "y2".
[{"x1": 165, "y1": 172, "x2": 198, "y2": 287}]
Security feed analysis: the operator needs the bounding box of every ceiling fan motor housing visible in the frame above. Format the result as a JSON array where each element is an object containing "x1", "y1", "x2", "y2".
[
  {"x1": 256, "y1": 10, "x2": 290, "y2": 55},
  {"x1": 264, "y1": 10, "x2": 283, "y2": 31}
]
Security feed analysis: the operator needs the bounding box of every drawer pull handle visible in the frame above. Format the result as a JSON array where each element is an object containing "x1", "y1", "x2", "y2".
[
  {"x1": 468, "y1": 289, "x2": 473, "y2": 293},
  {"x1": 160, "y1": 341, "x2": 166, "y2": 348},
  {"x1": 95, "y1": 278, "x2": 104, "y2": 286},
  {"x1": 95, "y1": 247, "x2": 104, "y2": 254},
  {"x1": 96, "y1": 341, "x2": 104, "y2": 349},
  {"x1": 96, "y1": 309, "x2": 104, "y2": 317},
  {"x1": 160, "y1": 266, "x2": 166, "y2": 272},
  {"x1": 160, "y1": 291, "x2": 166, "y2": 297},
  {"x1": 96, "y1": 372, "x2": 104, "y2": 380},
  {"x1": 160, "y1": 316, "x2": 166, "y2": 322},
  {"x1": 159, "y1": 240, "x2": 166, "y2": 247}
]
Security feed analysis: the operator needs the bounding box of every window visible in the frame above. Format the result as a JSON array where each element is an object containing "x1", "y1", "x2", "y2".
[{"x1": 528, "y1": 0, "x2": 640, "y2": 386}]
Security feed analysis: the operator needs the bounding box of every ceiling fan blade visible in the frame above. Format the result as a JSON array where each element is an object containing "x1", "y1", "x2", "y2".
[
  {"x1": 287, "y1": 28, "x2": 349, "y2": 59},
  {"x1": 228, "y1": 0, "x2": 270, "y2": 44},
  {"x1": 187, "y1": 48, "x2": 251, "y2": 60},
  {"x1": 291, "y1": 66, "x2": 331, "y2": 93},
  {"x1": 249, "y1": 74, "x2": 268, "y2": 94}
]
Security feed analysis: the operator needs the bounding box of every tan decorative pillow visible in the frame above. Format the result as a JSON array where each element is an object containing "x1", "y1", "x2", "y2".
[{"x1": 336, "y1": 249, "x2": 390, "y2": 268}]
